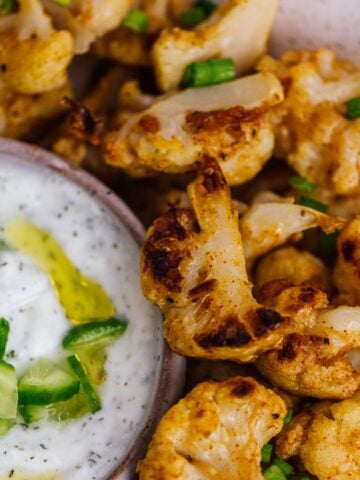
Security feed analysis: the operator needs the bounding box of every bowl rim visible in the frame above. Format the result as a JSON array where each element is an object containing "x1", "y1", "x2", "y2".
[{"x1": 0, "y1": 138, "x2": 186, "y2": 480}]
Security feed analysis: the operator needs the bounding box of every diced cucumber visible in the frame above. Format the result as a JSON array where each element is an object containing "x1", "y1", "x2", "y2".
[
  {"x1": 0, "y1": 360, "x2": 18, "y2": 419},
  {"x1": 62, "y1": 316, "x2": 128, "y2": 350},
  {"x1": 75, "y1": 347, "x2": 107, "y2": 386},
  {"x1": 18, "y1": 359, "x2": 80, "y2": 405},
  {"x1": 0, "y1": 317, "x2": 10, "y2": 358},
  {"x1": 67, "y1": 355, "x2": 101, "y2": 413},
  {"x1": 21, "y1": 392, "x2": 90, "y2": 424},
  {"x1": 0, "y1": 418, "x2": 15, "y2": 437}
]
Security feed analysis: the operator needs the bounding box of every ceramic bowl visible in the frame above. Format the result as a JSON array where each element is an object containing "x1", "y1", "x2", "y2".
[{"x1": 0, "y1": 138, "x2": 186, "y2": 480}]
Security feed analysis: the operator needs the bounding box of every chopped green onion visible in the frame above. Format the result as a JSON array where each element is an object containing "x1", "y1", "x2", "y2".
[
  {"x1": 273, "y1": 458, "x2": 294, "y2": 476},
  {"x1": 122, "y1": 9, "x2": 148, "y2": 34},
  {"x1": 0, "y1": 318, "x2": 9, "y2": 359},
  {"x1": 346, "y1": 97, "x2": 360, "y2": 120},
  {"x1": 0, "y1": 0, "x2": 16, "y2": 13},
  {"x1": 320, "y1": 231, "x2": 338, "y2": 258},
  {"x1": 183, "y1": 58, "x2": 235, "y2": 88},
  {"x1": 263, "y1": 464, "x2": 287, "y2": 480},
  {"x1": 297, "y1": 196, "x2": 328, "y2": 213},
  {"x1": 179, "y1": 7, "x2": 205, "y2": 27},
  {"x1": 261, "y1": 443, "x2": 273, "y2": 463},
  {"x1": 290, "y1": 176, "x2": 316, "y2": 193},
  {"x1": 195, "y1": 0, "x2": 217, "y2": 15},
  {"x1": 50, "y1": 0, "x2": 71, "y2": 5},
  {"x1": 283, "y1": 409, "x2": 293, "y2": 424}
]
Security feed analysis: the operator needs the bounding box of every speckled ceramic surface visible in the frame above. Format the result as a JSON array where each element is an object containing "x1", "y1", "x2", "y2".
[
  {"x1": 0, "y1": 138, "x2": 186, "y2": 480},
  {"x1": 271, "y1": 0, "x2": 360, "y2": 65}
]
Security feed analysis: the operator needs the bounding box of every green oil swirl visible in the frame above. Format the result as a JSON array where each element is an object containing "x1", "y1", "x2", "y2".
[{"x1": 5, "y1": 218, "x2": 115, "y2": 325}]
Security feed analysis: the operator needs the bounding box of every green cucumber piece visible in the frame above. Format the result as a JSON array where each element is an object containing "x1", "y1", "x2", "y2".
[
  {"x1": 0, "y1": 418, "x2": 15, "y2": 437},
  {"x1": 67, "y1": 355, "x2": 101, "y2": 413},
  {"x1": 62, "y1": 317, "x2": 128, "y2": 350},
  {"x1": 18, "y1": 359, "x2": 80, "y2": 405},
  {"x1": 0, "y1": 317, "x2": 10, "y2": 358},
  {"x1": 21, "y1": 392, "x2": 90, "y2": 424},
  {"x1": 0, "y1": 360, "x2": 18, "y2": 419}
]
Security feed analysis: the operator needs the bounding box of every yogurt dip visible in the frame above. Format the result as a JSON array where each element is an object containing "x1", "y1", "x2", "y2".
[{"x1": 0, "y1": 152, "x2": 164, "y2": 480}]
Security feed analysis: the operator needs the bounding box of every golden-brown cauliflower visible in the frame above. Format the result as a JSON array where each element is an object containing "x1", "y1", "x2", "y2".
[
  {"x1": 256, "y1": 303, "x2": 360, "y2": 399},
  {"x1": 93, "y1": 0, "x2": 192, "y2": 66},
  {"x1": 333, "y1": 217, "x2": 360, "y2": 306},
  {"x1": 141, "y1": 157, "x2": 332, "y2": 362},
  {"x1": 275, "y1": 393, "x2": 360, "y2": 480},
  {"x1": 0, "y1": 80, "x2": 72, "y2": 139},
  {"x1": 257, "y1": 49, "x2": 360, "y2": 195},
  {"x1": 137, "y1": 376, "x2": 287, "y2": 480},
  {"x1": 41, "y1": 0, "x2": 132, "y2": 54},
  {"x1": 152, "y1": 0, "x2": 280, "y2": 91},
  {"x1": 255, "y1": 246, "x2": 330, "y2": 292},
  {"x1": 103, "y1": 72, "x2": 284, "y2": 185},
  {"x1": 0, "y1": 0, "x2": 73, "y2": 94},
  {"x1": 239, "y1": 199, "x2": 344, "y2": 266}
]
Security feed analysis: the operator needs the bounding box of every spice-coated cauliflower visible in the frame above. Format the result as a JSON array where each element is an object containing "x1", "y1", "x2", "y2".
[
  {"x1": 103, "y1": 72, "x2": 284, "y2": 186},
  {"x1": 0, "y1": 0, "x2": 73, "y2": 94},
  {"x1": 141, "y1": 157, "x2": 342, "y2": 362},
  {"x1": 255, "y1": 246, "x2": 330, "y2": 292},
  {"x1": 152, "y1": 0, "x2": 279, "y2": 91},
  {"x1": 257, "y1": 49, "x2": 360, "y2": 195},
  {"x1": 239, "y1": 198, "x2": 343, "y2": 267},
  {"x1": 137, "y1": 376, "x2": 287, "y2": 480},
  {"x1": 256, "y1": 302, "x2": 360, "y2": 399},
  {"x1": 275, "y1": 393, "x2": 360, "y2": 480},
  {"x1": 41, "y1": 0, "x2": 132, "y2": 53},
  {"x1": 0, "y1": 80, "x2": 71, "y2": 139}
]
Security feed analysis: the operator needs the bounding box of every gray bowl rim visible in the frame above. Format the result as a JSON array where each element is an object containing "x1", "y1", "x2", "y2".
[{"x1": 0, "y1": 137, "x2": 186, "y2": 480}]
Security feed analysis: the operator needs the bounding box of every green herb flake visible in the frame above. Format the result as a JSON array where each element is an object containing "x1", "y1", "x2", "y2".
[
  {"x1": 346, "y1": 97, "x2": 360, "y2": 120},
  {"x1": 289, "y1": 176, "x2": 317, "y2": 193},
  {"x1": 283, "y1": 409, "x2": 293, "y2": 424},
  {"x1": 297, "y1": 196, "x2": 328, "y2": 213},
  {"x1": 261, "y1": 443, "x2": 273, "y2": 463},
  {"x1": 122, "y1": 9, "x2": 148, "y2": 34}
]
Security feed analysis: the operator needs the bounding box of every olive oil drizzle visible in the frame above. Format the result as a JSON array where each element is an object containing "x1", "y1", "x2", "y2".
[{"x1": 5, "y1": 218, "x2": 115, "y2": 325}]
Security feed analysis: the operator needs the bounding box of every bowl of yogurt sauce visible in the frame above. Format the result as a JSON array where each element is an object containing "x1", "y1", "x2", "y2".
[{"x1": 0, "y1": 138, "x2": 185, "y2": 480}]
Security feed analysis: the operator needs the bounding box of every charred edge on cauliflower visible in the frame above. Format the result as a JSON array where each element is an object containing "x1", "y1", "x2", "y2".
[
  {"x1": 143, "y1": 208, "x2": 195, "y2": 292},
  {"x1": 276, "y1": 334, "x2": 330, "y2": 362},
  {"x1": 229, "y1": 378, "x2": 255, "y2": 397},
  {"x1": 195, "y1": 316, "x2": 253, "y2": 348},
  {"x1": 63, "y1": 97, "x2": 104, "y2": 146},
  {"x1": 185, "y1": 105, "x2": 266, "y2": 138},
  {"x1": 341, "y1": 239, "x2": 356, "y2": 263},
  {"x1": 138, "y1": 114, "x2": 160, "y2": 133},
  {"x1": 201, "y1": 157, "x2": 228, "y2": 192},
  {"x1": 188, "y1": 279, "x2": 218, "y2": 301}
]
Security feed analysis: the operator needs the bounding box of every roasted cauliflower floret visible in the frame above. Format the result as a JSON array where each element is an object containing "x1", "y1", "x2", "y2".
[
  {"x1": 0, "y1": 0, "x2": 73, "y2": 94},
  {"x1": 275, "y1": 393, "x2": 360, "y2": 480},
  {"x1": 257, "y1": 49, "x2": 360, "y2": 195},
  {"x1": 137, "y1": 376, "x2": 287, "y2": 480},
  {"x1": 141, "y1": 157, "x2": 333, "y2": 362},
  {"x1": 0, "y1": 80, "x2": 71, "y2": 139},
  {"x1": 103, "y1": 72, "x2": 283, "y2": 185},
  {"x1": 256, "y1": 304, "x2": 360, "y2": 399},
  {"x1": 255, "y1": 246, "x2": 330, "y2": 292},
  {"x1": 240, "y1": 200, "x2": 344, "y2": 266},
  {"x1": 152, "y1": 0, "x2": 280, "y2": 91},
  {"x1": 41, "y1": 0, "x2": 132, "y2": 54}
]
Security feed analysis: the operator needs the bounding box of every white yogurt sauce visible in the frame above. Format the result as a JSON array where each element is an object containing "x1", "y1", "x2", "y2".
[{"x1": 0, "y1": 153, "x2": 164, "y2": 480}]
